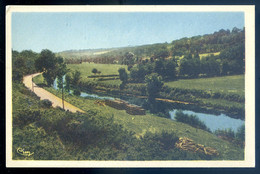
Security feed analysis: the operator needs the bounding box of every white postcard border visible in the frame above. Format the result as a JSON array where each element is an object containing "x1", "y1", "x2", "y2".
[{"x1": 6, "y1": 5, "x2": 255, "y2": 168}]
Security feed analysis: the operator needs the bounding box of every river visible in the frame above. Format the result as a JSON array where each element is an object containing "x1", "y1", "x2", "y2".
[{"x1": 169, "y1": 110, "x2": 244, "y2": 132}]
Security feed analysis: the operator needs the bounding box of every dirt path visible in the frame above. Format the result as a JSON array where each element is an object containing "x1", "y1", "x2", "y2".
[{"x1": 23, "y1": 73, "x2": 85, "y2": 113}]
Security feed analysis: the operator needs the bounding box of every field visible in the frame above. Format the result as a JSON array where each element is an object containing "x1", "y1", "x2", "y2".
[
  {"x1": 199, "y1": 52, "x2": 220, "y2": 59},
  {"x1": 68, "y1": 62, "x2": 128, "y2": 76},
  {"x1": 165, "y1": 75, "x2": 244, "y2": 96},
  {"x1": 67, "y1": 63, "x2": 128, "y2": 86}
]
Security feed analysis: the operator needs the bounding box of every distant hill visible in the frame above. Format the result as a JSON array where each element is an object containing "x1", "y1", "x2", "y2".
[
  {"x1": 56, "y1": 48, "x2": 117, "y2": 59},
  {"x1": 60, "y1": 27, "x2": 244, "y2": 65}
]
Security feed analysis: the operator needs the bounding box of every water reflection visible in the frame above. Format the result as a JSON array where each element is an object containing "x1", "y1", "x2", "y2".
[{"x1": 169, "y1": 110, "x2": 244, "y2": 132}]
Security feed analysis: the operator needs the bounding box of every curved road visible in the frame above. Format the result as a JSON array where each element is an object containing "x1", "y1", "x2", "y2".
[{"x1": 23, "y1": 73, "x2": 85, "y2": 113}]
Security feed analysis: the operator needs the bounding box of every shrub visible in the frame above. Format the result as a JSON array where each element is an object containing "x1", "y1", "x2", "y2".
[
  {"x1": 73, "y1": 89, "x2": 81, "y2": 96},
  {"x1": 174, "y1": 111, "x2": 210, "y2": 132},
  {"x1": 40, "y1": 99, "x2": 52, "y2": 108},
  {"x1": 235, "y1": 124, "x2": 245, "y2": 142},
  {"x1": 13, "y1": 109, "x2": 41, "y2": 128},
  {"x1": 214, "y1": 128, "x2": 235, "y2": 139}
]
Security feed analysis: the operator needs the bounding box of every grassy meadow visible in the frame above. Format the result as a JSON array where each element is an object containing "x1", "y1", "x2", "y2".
[
  {"x1": 199, "y1": 52, "x2": 220, "y2": 59},
  {"x1": 165, "y1": 75, "x2": 244, "y2": 96},
  {"x1": 68, "y1": 63, "x2": 128, "y2": 76},
  {"x1": 67, "y1": 63, "x2": 128, "y2": 86}
]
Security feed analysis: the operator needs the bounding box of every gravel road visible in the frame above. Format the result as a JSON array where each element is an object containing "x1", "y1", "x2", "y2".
[{"x1": 23, "y1": 73, "x2": 85, "y2": 113}]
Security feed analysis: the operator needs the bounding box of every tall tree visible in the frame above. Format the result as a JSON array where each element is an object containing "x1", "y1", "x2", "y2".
[
  {"x1": 164, "y1": 60, "x2": 177, "y2": 80},
  {"x1": 71, "y1": 70, "x2": 81, "y2": 87},
  {"x1": 35, "y1": 49, "x2": 59, "y2": 86},
  {"x1": 65, "y1": 73, "x2": 72, "y2": 92},
  {"x1": 56, "y1": 57, "x2": 68, "y2": 110},
  {"x1": 12, "y1": 56, "x2": 26, "y2": 82},
  {"x1": 154, "y1": 59, "x2": 163, "y2": 76},
  {"x1": 145, "y1": 73, "x2": 164, "y2": 103},
  {"x1": 118, "y1": 68, "x2": 128, "y2": 89}
]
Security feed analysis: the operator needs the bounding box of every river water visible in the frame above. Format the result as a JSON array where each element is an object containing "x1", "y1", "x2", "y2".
[
  {"x1": 53, "y1": 78, "x2": 114, "y2": 100},
  {"x1": 169, "y1": 110, "x2": 244, "y2": 132},
  {"x1": 53, "y1": 78, "x2": 244, "y2": 133}
]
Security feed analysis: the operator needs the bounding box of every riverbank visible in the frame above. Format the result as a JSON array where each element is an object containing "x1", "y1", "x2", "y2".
[{"x1": 33, "y1": 73, "x2": 244, "y2": 120}]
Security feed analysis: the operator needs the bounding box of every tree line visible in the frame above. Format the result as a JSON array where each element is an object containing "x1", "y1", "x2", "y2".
[
  {"x1": 125, "y1": 41, "x2": 244, "y2": 83},
  {"x1": 63, "y1": 27, "x2": 244, "y2": 67}
]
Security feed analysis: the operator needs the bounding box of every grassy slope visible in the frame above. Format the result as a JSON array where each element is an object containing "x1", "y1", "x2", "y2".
[
  {"x1": 165, "y1": 75, "x2": 244, "y2": 96},
  {"x1": 34, "y1": 78, "x2": 244, "y2": 160},
  {"x1": 12, "y1": 83, "x2": 70, "y2": 160}
]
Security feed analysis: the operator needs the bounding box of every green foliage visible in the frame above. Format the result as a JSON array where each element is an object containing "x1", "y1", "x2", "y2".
[
  {"x1": 12, "y1": 50, "x2": 39, "y2": 82},
  {"x1": 57, "y1": 75, "x2": 64, "y2": 91},
  {"x1": 34, "y1": 83, "x2": 244, "y2": 160},
  {"x1": 118, "y1": 68, "x2": 128, "y2": 83},
  {"x1": 73, "y1": 89, "x2": 81, "y2": 96},
  {"x1": 214, "y1": 126, "x2": 245, "y2": 147},
  {"x1": 165, "y1": 75, "x2": 244, "y2": 97},
  {"x1": 92, "y1": 68, "x2": 98, "y2": 74},
  {"x1": 179, "y1": 54, "x2": 200, "y2": 77},
  {"x1": 14, "y1": 82, "x2": 216, "y2": 160},
  {"x1": 13, "y1": 125, "x2": 69, "y2": 160},
  {"x1": 70, "y1": 70, "x2": 81, "y2": 87},
  {"x1": 145, "y1": 73, "x2": 164, "y2": 102},
  {"x1": 214, "y1": 128, "x2": 235, "y2": 139},
  {"x1": 35, "y1": 49, "x2": 66, "y2": 86},
  {"x1": 200, "y1": 56, "x2": 221, "y2": 76},
  {"x1": 129, "y1": 59, "x2": 177, "y2": 82},
  {"x1": 65, "y1": 73, "x2": 72, "y2": 92},
  {"x1": 122, "y1": 52, "x2": 135, "y2": 65},
  {"x1": 214, "y1": 124, "x2": 245, "y2": 145},
  {"x1": 13, "y1": 109, "x2": 41, "y2": 128},
  {"x1": 219, "y1": 43, "x2": 245, "y2": 75},
  {"x1": 40, "y1": 99, "x2": 52, "y2": 108},
  {"x1": 118, "y1": 68, "x2": 128, "y2": 89},
  {"x1": 174, "y1": 111, "x2": 211, "y2": 132},
  {"x1": 130, "y1": 64, "x2": 150, "y2": 82},
  {"x1": 12, "y1": 56, "x2": 26, "y2": 82},
  {"x1": 236, "y1": 124, "x2": 245, "y2": 142},
  {"x1": 59, "y1": 28, "x2": 244, "y2": 79}
]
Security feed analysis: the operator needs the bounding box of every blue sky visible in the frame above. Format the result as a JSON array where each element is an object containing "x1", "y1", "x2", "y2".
[{"x1": 12, "y1": 12, "x2": 244, "y2": 53}]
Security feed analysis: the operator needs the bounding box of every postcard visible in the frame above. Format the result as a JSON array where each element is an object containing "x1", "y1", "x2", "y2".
[{"x1": 6, "y1": 5, "x2": 255, "y2": 167}]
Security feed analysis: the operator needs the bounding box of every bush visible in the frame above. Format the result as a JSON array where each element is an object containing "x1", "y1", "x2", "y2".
[
  {"x1": 214, "y1": 125, "x2": 244, "y2": 147},
  {"x1": 174, "y1": 111, "x2": 211, "y2": 132},
  {"x1": 13, "y1": 109, "x2": 41, "y2": 128},
  {"x1": 235, "y1": 124, "x2": 245, "y2": 142},
  {"x1": 214, "y1": 128, "x2": 235, "y2": 139},
  {"x1": 40, "y1": 99, "x2": 52, "y2": 108},
  {"x1": 73, "y1": 89, "x2": 81, "y2": 96}
]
